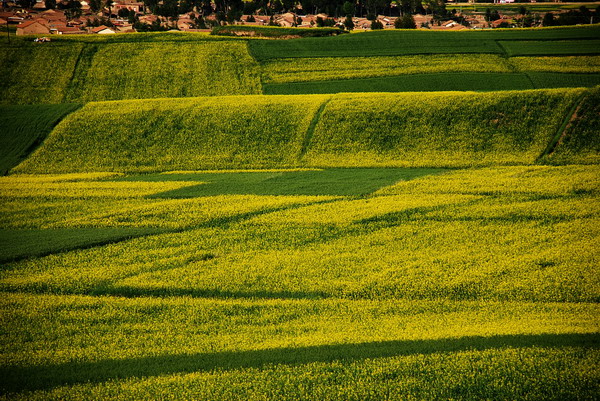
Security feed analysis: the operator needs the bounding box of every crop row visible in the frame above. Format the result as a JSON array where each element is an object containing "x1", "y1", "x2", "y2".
[{"x1": 262, "y1": 54, "x2": 513, "y2": 84}]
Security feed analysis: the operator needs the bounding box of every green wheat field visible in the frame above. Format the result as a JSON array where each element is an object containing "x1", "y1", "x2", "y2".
[{"x1": 1, "y1": 24, "x2": 599, "y2": 400}]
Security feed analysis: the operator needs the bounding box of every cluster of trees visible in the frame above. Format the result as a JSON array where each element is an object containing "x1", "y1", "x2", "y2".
[
  {"x1": 136, "y1": 0, "x2": 448, "y2": 21},
  {"x1": 542, "y1": 6, "x2": 599, "y2": 26}
]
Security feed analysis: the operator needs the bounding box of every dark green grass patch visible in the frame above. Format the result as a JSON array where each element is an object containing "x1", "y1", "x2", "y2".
[
  {"x1": 0, "y1": 228, "x2": 164, "y2": 264},
  {"x1": 499, "y1": 39, "x2": 600, "y2": 56},
  {"x1": 0, "y1": 103, "x2": 81, "y2": 175},
  {"x1": 263, "y1": 73, "x2": 535, "y2": 94},
  {"x1": 264, "y1": 72, "x2": 600, "y2": 94},
  {"x1": 116, "y1": 168, "x2": 446, "y2": 197},
  {"x1": 528, "y1": 72, "x2": 600, "y2": 89}
]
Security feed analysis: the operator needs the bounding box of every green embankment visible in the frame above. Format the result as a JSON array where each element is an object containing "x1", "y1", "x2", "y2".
[
  {"x1": 71, "y1": 42, "x2": 261, "y2": 102},
  {"x1": 542, "y1": 87, "x2": 600, "y2": 165},
  {"x1": 0, "y1": 40, "x2": 261, "y2": 104},
  {"x1": 0, "y1": 44, "x2": 83, "y2": 104},
  {"x1": 304, "y1": 89, "x2": 584, "y2": 167},
  {"x1": 12, "y1": 88, "x2": 597, "y2": 173},
  {"x1": 0, "y1": 103, "x2": 82, "y2": 175},
  {"x1": 13, "y1": 95, "x2": 328, "y2": 173}
]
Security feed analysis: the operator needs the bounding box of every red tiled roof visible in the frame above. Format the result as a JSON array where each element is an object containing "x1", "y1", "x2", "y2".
[
  {"x1": 17, "y1": 18, "x2": 47, "y2": 28},
  {"x1": 91, "y1": 24, "x2": 109, "y2": 32}
]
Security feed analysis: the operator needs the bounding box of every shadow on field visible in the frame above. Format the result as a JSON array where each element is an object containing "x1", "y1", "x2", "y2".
[
  {"x1": 114, "y1": 168, "x2": 447, "y2": 198},
  {"x1": 94, "y1": 286, "x2": 331, "y2": 300},
  {"x1": 2, "y1": 333, "x2": 598, "y2": 394}
]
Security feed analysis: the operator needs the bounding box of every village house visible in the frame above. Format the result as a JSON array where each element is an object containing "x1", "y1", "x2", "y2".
[
  {"x1": 16, "y1": 19, "x2": 50, "y2": 35},
  {"x1": 113, "y1": 0, "x2": 144, "y2": 14},
  {"x1": 138, "y1": 14, "x2": 159, "y2": 25},
  {"x1": 491, "y1": 17, "x2": 514, "y2": 28},
  {"x1": 91, "y1": 24, "x2": 115, "y2": 33},
  {"x1": 56, "y1": 25, "x2": 85, "y2": 33},
  {"x1": 378, "y1": 15, "x2": 395, "y2": 28},
  {"x1": 413, "y1": 13, "x2": 432, "y2": 27},
  {"x1": 242, "y1": 15, "x2": 269, "y2": 26},
  {"x1": 275, "y1": 12, "x2": 298, "y2": 27},
  {"x1": 177, "y1": 15, "x2": 195, "y2": 31},
  {"x1": 40, "y1": 9, "x2": 67, "y2": 23},
  {"x1": 354, "y1": 17, "x2": 371, "y2": 30},
  {"x1": 0, "y1": 11, "x2": 25, "y2": 25}
]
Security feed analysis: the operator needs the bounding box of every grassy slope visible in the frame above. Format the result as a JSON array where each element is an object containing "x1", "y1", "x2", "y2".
[
  {"x1": 73, "y1": 42, "x2": 261, "y2": 102},
  {"x1": 543, "y1": 87, "x2": 600, "y2": 164},
  {"x1": 13, "y1": 95, "x2": 328, "y2": 173},
  {"x1": 0, "y1": 38, "x2": 260, "y2": 104},
  {"x1": 306, "y1": 89, "x2": 586, "y2": 167},
  {"x1": 15, "y1": 89, "x2": 590, "y2": 173},
  {"x1": 0, "y1": 103, "x2": 82, "y2": 175},
  {"x1": 0, "y1": 43, "x2": 83, "y2": 104}
]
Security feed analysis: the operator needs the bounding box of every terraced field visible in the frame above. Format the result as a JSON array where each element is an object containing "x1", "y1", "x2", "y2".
[
  {"x1": 1, "y1": 24, "x2": 599, "y2": 400},
  {"x1": 2, "y1": 25, "x2": 600, "y2": 102}
]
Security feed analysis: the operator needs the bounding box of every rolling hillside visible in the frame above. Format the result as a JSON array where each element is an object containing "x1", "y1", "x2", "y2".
[{"x1": 12, "y1": 87, "x2": 597, "y2": 173}]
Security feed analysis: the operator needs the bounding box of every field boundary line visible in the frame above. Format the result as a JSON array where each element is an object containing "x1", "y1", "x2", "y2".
[
  {"x1": 494, "y1": 40, "x2": 510, "y2": 58},
  {"x1": 523, "y1": 72, "x2": 537, "y2": 89},
  {"x1": 298, "y1": 96, "x2": 332, "y2": 161},
  {"x1": 63, "y1": 43, "x2": 98, "y2": 103},
  {"x1": 536, "y1": 92, "x2": 588, "y2": 162}
]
